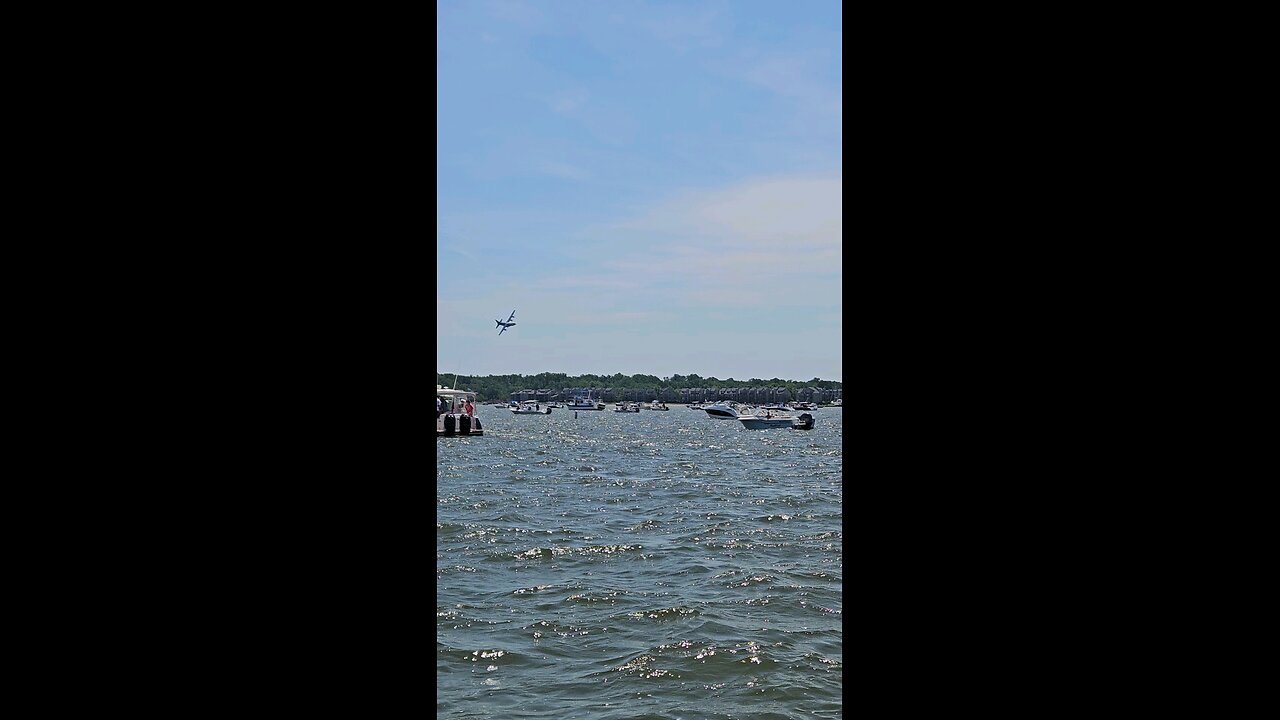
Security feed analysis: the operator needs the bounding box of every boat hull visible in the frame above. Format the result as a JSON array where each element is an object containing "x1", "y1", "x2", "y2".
[
  {"x1": 437, "y1": 413, "x2": 484, "y2": 436},
  {"x1": 738, "y1": 416, "x2": 795, "y2": 429}
]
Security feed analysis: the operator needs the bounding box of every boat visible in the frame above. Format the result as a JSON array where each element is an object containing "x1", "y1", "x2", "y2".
[
  {"x1": 613, "y1": 402, "x2": 640, "y2": 412},
  {"x1": 702, "y1": 402, "x2": 744, "y2": 419},
  {"x1": 832, "y1": 398, "x2": 842, "y2": 407},
  {"x1": 512, "y1": 400, "x2": 551, "y2": 415},
  {"x1": 437, "y1": 384, "x2": 484, "y2": 436},
  {"x1": 737, "y1": 408, "x2": 794, "y2": 429},
  {"x1": 687, "y1": 402, "x2": 705, "y2": 410},
  {"x1": 647, "y1": 400, "x2": 670, "y2": 410},
  {"x1": 737, "y1": 410, "x2": 816, "y2": 430},
  {"x1": 566, "y1": 393, "x2": 606, "y2": 410},
  {"x1": 793, "y1": 401, "x2": 817, "y2": 411}
]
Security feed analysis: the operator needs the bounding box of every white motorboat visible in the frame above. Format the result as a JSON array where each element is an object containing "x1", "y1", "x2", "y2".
[
  {"x1": 566, "y1": 394, "x2": 605, "y2": 410},
  {"x1": 737, "y1": 411, "x2": 794, "y2": 429},
  {"x1": 738, "y1": 411, "x2": 816, "y2": 430},
  {"x1": 512, "y1": 400, "x2": 551, "y2": 415},
  {"x1": 437, "y1": 384, "x2": 484, "y2": 436},
  {"x1": 613, "y1": 402, "x2": 640, "y2": 412},
  {"x1": 702, "y1": 402, "x2": 744, "y2": 419},
  {"x1": 647, "y1": 400, "x2": 670, "y2": 410}
]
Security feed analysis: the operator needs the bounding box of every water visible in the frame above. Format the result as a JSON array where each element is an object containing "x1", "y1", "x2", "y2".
[{"x1": 437, "y1": 406, "x2": 843, "y2": 719}]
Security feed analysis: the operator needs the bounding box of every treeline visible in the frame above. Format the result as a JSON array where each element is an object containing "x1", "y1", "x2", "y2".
[{"x1": 436, "y1": 372, "x2": 842, "y2": 402}]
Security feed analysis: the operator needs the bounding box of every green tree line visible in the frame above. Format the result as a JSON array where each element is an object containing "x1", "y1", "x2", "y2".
[{"x1": 436, "y1": 372, "x2": 842, "y2": 402}]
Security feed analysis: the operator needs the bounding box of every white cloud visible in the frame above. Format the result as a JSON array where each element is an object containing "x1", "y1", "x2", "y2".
[
  {"x1": 593, "y1": 174, "x2": 842, "y2": 303},
  {"x1": 710, "y1": 44, "x2": 842, "y2": 138}
]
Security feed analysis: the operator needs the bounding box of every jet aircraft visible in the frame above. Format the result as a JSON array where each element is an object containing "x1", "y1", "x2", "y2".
[{"x1": 496, "y1": 310, "x2": 516, "y2": 335}]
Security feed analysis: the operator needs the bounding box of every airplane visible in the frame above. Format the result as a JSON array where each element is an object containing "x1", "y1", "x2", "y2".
[{"x1": 495, "y1": 310, "x2": 516, "y2": 335}]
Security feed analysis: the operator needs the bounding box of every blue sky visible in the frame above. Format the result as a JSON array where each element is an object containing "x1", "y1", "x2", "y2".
[{"x1": 437, "y1": 0, "x2": 841, "y2": 382}]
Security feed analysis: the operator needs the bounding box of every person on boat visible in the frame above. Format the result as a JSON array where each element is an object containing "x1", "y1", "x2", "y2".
[
  {"x1": 466, "y1": 400, "x2": 475, "y2": 417},
  {"x1": 437, "y1": 397, "x2": 442, "y2": 417}
]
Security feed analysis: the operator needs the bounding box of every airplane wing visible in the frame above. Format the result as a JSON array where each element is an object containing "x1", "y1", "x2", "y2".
[
  {"x1": 507, "y1": 310, "x2": 516, "y2": 322},
  {"x1": 498, "y1": 325, "x2": 507, "y2": 335}
]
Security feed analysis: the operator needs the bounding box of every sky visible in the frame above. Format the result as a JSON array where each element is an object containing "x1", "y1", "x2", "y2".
[{"x1": 437, "y1": 0, "x2": 842, "y2": 383}]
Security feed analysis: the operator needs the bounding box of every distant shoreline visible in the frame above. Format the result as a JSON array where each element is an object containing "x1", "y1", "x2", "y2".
[{"x1": 437, "y1": 373, "x2": 842, "y2": 404}]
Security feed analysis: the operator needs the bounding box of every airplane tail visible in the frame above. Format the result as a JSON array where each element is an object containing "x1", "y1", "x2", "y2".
[{"x1": 495, "y1": 320, "x2": 502, "y2": 327}]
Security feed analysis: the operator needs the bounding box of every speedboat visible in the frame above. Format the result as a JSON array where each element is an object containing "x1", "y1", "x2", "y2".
[
  {"x1": 737, "y1": 408, "x2": 794, "y2": 429},
  {"x1": 738, "y1": 410, "x2": 816, "y2": 430},
  {"x1": 437, "y1": 384, "x2": 484, "y2": 436},
  {"x1": 647, "y1": 400, "x2": 669, "y2": 410},
  {"x1": 512, "y1": 400, "x2": 551, "y2": 415},
  {"x1": 613, "y1": 402, "x2": 640, "y2": 412},
  {"x1": 702, "y1": 402, "x2": 743, "y2": 419}
]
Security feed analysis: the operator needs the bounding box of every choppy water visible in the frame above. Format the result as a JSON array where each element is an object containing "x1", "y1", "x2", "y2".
[{"x1": 437, "y1": 405, "x2": 842, "y2": 720}]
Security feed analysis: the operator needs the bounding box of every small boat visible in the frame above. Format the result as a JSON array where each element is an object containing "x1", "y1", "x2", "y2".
[
  {"x1": 737, "y1": 409, "x2": 795, "y2": 429},
  {"x1": 738, "y1": 410, "x2": 816, "y2": 430},
  {"x1": 687, "y1": 403, "x2": 705, "y2": 410},
  {"x1": 437, "y1": 384, "x2": 484, "y2": 436},
  {"x1": 613, "y1": 402, "x2": 640, "y2": 412},
  {"x1": 567, "y1": 394, "x2": 606, "y2": 410},
  {"x1": 647, "y1": 400, "x2": 669, "y2": 411},
  {"x1": 512, "y1": 400, "x2": 552, "y2": 415}
]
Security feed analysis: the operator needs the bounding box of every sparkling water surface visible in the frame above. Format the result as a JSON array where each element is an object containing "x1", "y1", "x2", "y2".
[{"x1": 437, "y1": 405, "x2": 843, "y2": 719}]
